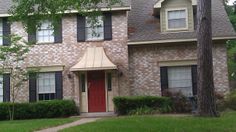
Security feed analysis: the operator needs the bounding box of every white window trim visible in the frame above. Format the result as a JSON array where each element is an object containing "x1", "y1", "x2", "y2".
[{"x1": 165, "y1": 8, "x2": 189, "y2": 31}]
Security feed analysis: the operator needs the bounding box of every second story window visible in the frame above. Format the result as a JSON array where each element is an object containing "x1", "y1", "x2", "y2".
[
  {"x1": 85, "y1": 16, "x2": 104, "y2": 41},
  {"x1": 167, "y1": 9, "x2": 187, "y2": 30},
  {"x1": 0, "y1": 18, "x2": 3, "y2": 45},
  {"x1": 36, "y1": 20, "x2": 54, "y2": 43}
]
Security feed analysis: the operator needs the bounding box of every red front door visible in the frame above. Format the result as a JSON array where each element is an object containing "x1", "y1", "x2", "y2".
[{"x1": 88, "y1": 71, "x2": 106, "y2": 112}]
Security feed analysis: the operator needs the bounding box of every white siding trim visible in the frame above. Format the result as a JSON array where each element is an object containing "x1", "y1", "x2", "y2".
[{"x1": 165, "y1": 8, "x2": 189, "y2": 31}]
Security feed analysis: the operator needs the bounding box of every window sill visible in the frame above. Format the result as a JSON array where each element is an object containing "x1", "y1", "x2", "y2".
[
  {"x1": 85, "y1": 39, "x2": 105, "y2": 42},
  {"x1": 166, "y1": 28, "x2": 189, "y2": 32},
  {"x1": 36, "y1": 42, "x2": 60, "y2": 45}
]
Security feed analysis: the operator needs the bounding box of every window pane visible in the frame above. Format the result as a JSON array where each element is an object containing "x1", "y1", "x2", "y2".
[
  {"x1": 86, "y1": 16, "x2": 104, "y2": 40},
  {"x1": 107, "y1": 73, "x2": 112, "y2": 91},
  {"x1": 168, "y1": 66, "x2": 193, "y2": 96},
  {"x1": 168, "y1": 10, "x2": 187, "y2": 29},
  {"x1": 0, "y1": 18, "x2": 3, "y2": 45},
  {"x1": 80, "y1": 74, "x2": 86, "y2": 92},
  {"x1": 36, "y1": 20, "x2": 55, "y2": 43},
  {"x1": 37, "y1": 73, "x2": 56, "y2": 95},
  {"x1": 0, "y1": 75, "x2": 3, "y2": 102}
]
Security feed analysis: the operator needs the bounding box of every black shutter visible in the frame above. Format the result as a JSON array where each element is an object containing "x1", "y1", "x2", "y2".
[
  {"x1": 191, "y1": 65, "x2": 197, "y2": 96},
  {"x1": 2, "y1": 18, "x2": 11, "y2": 46},
  {"x1": 28, "y1": 23, "x2": 36, "y2": 43},
  {"x1": 77, "y1": 15, "x2": 86, "y2": 42},
  {"x1": 3, "y1": 74, "x2": 10, "y2": 102},
  {"x1": 29, "y1": 73, "x2": 37, "y2": 102},
  {"x1": 160, "y1": 67, "x2": 168, "y2": 96},
  {"x1": 55, "y1": 71, "x2": 63, "y2": 99},
  {"x1": 104, "y1": 12, "x2": 112, "y2": 40},
  {"x1": 54, "y1": 19, "x2": 62, "y2": 43}
]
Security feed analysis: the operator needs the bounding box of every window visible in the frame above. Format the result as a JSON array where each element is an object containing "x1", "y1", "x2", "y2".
[
  {"x1": 0, "y1": 75, "x2": 3, "y2": 102},
  {"x1": 106, "y1": 73, "x2": 112, "y2": 91},
  {"x1": 0, "y1": 18, "x2": 3, "y2": 45},
  {"x1": 37, "y1": 73, "x2": 56, "y2": 101},
  {"x1": 36, "y1": 20, "x2": 54, "y2": 43},
  {"x1": 80, "y1": 73, "x2": 86, "y2": 92},
  {"x1": 167, "y1": 9, "x2": 187, "y2": 30},
  {"x1": 168, "y1": 66, "x2": 193, "y2": 97},
  {"x1": 86, "y1": 16, "x2": 104, "y2": 41}
]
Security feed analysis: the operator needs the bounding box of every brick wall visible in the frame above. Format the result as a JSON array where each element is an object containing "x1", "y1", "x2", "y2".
[
  {"x1": 11, "y1": 11, "x2": 129, "y2": 102},
  {"x1": 129, "y1": 42, "x2": 230, "y2": 96}
]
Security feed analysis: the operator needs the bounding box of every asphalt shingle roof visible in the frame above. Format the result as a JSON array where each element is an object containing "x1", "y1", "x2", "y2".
[{"x1": 128, "y1": 0, "x2": 236, "y2": 42}]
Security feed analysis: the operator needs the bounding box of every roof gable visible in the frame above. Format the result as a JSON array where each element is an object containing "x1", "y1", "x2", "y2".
[{"x1": 154, "y1": 0, "x2": 197, "y2": 8}]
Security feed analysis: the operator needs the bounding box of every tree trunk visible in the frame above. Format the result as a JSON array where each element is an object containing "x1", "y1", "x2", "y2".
[{"x1": 197, "y1": 0, "x2": 218, "y2": 117}]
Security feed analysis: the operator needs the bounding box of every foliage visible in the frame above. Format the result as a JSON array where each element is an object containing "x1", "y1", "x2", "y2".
[
  {"x1": 128, "y1": 106, "x2": 157, "y2": 115},
  {"x1": 0, "y1": 118, "x2": 79, "y2": 132},
  {"x1": 225, "y1": 90, "x2": 236, "y2": 110},
  {"x1": 215, "y1": 92, "x2": 227, "y2": 112},
  {"x1": 0, "y1": 100, "x2": 78, "y2": 121},
  {"x1": 162, "y1": 90, "x2": 193, "y2": 113},
  {"x1": 0, "y1": 35, "x2": 37, "y2": 120},
  {"x1": 9, "y1": 0, "x2": 122, "y2": 33},
  {"x1": 113, "y1": 96, "x2": 172, "y2": 115},
  {"x1": 61, "y1": 112, "x2": 236, "y2": 132},
  {"x1": 225, "y1": 2, "x2": 236, "y2": 81}
]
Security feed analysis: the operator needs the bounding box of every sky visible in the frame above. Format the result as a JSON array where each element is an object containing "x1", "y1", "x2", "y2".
[{"x1": 228, "y1": 0, "x2": 235, "y2": 5}]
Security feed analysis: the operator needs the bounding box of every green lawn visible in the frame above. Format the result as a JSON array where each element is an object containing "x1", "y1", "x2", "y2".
[
  {"x1": 0, "y1": 118, "x2": 79, "y2": 132},
  {"x1": 62, "y1": 112, "x2": 236, "y2": 132}
]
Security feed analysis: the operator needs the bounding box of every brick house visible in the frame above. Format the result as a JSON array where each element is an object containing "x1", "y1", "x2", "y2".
[{"x1": 0, "y1": 0, "x2": 235, "y2": 113}]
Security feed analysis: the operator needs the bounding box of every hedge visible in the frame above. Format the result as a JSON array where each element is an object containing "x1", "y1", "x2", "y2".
[
  {"x1": 113, "y1": 96, "x2": 172, "y2": 115},
  {"x1": 225, "y1": 90, "x2": 236, "y2": 110},
  {"x1": 0, "y1": 100, "x2": 78, "y2": 120}
]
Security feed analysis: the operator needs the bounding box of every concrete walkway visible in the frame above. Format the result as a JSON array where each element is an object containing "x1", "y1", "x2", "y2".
[{"x1": 35, "y1": 118, "x2": 100, "y2": 132}]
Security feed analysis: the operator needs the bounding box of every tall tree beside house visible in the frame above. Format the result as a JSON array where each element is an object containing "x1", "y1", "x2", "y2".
[
  {"x1": 0, "y1": 35, "x2": 36, "y2": 120},
  {"x1": 197, "y1": 0, "x2": 218, "y2": 116}
]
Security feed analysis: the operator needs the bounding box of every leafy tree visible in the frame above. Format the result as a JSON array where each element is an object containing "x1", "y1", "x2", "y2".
[
  {"x1": 0, "y1": 35, "x2": 36, "y2": 120},
  {"x1": 224, "y1": 1, "x2": 236, "y2": 82},
  {"x1": 9, "y1": 0, "x2": 122, "y2": 33}
]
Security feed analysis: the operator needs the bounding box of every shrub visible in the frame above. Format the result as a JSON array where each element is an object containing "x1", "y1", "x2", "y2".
[
  {"x1": 163, "y1": 90, "x2": 193, "y2": 113},
  {"x1": 225, "y1": 90, "x2": 236, "y2": 110},
  {"x1": 113, "y1": 96, "x2": 172, "y2": 115},
  {"x1": 0, "y1": 100, "x2": 78, "y2": 120},
  {"x1": 128, "y1": 106, "x2": 157, "y2": 115},
  {"x1": 215, "y1": 92, "x2": 226, "y2": 112}
]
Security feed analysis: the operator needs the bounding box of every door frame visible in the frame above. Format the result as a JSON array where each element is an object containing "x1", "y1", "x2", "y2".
[{"x1": 79, "y1": 70, "x2": 113, "y2": 113}]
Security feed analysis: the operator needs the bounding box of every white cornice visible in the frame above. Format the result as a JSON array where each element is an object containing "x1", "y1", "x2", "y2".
[
  {"x1": 128, "y1": 36, "x2": 236, "y2": 45},
  {"x1": 0, "y1": 6, "x2": 131, "y2": 17}
]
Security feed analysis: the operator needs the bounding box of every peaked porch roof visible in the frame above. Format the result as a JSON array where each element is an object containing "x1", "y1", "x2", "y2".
[{"x1": 70, "y1": 47, "x2": 117, "y2": 71}]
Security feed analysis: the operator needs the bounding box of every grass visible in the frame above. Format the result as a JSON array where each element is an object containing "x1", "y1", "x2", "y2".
[
  {"x1": 61, "y1": 111, "x2": 236, "y2": 132},
  {"x1": 0, "y1": 117, "x2": 79, "y2": 132}
]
